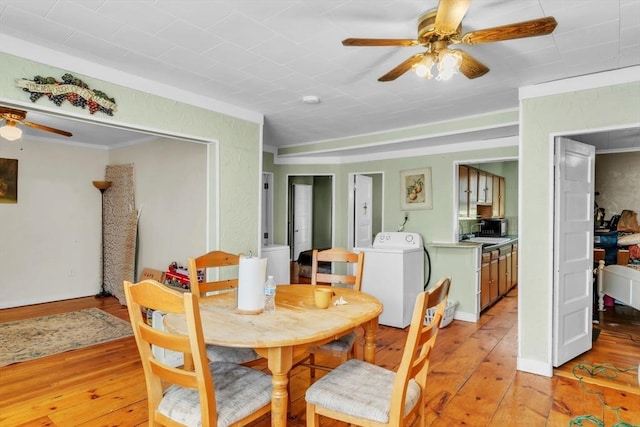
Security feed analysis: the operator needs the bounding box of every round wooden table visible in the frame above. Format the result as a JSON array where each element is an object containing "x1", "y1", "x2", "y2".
[{"x1": 164, "y1": 284, "x2": 382, "y2": 426}]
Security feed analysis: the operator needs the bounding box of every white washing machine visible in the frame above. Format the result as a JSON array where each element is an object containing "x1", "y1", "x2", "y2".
[{"x1": 355, "y1": 232, "x2": 424, "y2": 328}]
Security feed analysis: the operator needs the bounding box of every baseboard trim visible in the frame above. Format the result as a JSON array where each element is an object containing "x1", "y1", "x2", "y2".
[{"x1": 517, "y1": 357, "x2": 553, "y2": 377}]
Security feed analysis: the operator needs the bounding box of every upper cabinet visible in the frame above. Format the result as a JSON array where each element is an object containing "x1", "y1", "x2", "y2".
[
  {"x1": 492, "y1": 176, "x2": 505, "y2": 218},
  {"x1": 459, "y1": 165, "x2": 478, "y2": 218},
  {"x1": 477, "y1": 171, "x2": 493, "y2": 205},
  {"x1": 459, "y1": 165, "x2": 505, "y2": 219}
]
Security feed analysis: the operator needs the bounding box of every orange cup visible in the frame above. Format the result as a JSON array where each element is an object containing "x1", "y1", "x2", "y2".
[{"x1": 314, "y1": 288, "x2": 334, "y2": 309}]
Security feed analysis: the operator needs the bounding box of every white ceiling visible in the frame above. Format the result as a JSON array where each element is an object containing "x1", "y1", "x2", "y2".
[{"x1": 1, "y1": 0, "x2": 639, "y2": 153}]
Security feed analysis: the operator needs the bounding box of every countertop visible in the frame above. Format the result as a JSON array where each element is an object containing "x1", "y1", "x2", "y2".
[
  {"x1": 456, "y1": 235, "x2": 519, "y2": 252},
  {"x1": 427, "y1": 235, "x2": 518, "y2": 251}
]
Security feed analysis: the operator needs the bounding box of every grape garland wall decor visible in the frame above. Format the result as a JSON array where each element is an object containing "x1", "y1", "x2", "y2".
[{"x1": 15, "y1": 74, "x2": 117, "y2": 116}]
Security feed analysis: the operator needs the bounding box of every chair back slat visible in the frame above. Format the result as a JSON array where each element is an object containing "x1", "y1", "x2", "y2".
[
  {"x1": 188, "y1": 250, "x2": 241, "y2": 299},
  {"x1": 139, "y1": 323, "x2": 192, "y2": 354},
  {"x1": 311, "y1": 248, "x2": 364, "y2": 291},
  {"x1": 315, "y1": 272, "x2": 356, "y2": 286},
  {"x1": 198, "y1": 278, "x2": 239, "y2": 293},
  {"x1": 150, "y1": 360, "x2": 199, "y2": 389}
]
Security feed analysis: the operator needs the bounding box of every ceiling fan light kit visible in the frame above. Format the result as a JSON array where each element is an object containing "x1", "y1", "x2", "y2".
[
  {"x1": 413, "y1": 48, "x2": 463, "y2": 81},
  {"x1": 302, "y1": 95, "x2": 320, "y2": 104},
  {"x1": 342, "y1": 0, "x2": 557, "y2": 82},
  {"x1": 0, "y1": 106, "x2": 73, "y2": 140},
  {"x1": 0, "y1": 122, "x2": 23, "y2": 141}
]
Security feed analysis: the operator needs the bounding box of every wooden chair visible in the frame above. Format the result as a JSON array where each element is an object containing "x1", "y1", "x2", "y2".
[
  {"x1": 302, "y1": 247, "x2": 365, "y2": 378},
  {"x1": 124, "y1": 279, "x2": 272, "y2": 426},
  {"x1": 187, "y1": 250, "x2": 262, "y2": 365},
  {"x1": 305, "y1": 276, "x2": 451, "y2": 427}
]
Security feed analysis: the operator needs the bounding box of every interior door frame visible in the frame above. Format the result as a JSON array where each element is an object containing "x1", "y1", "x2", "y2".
[
  {"x1": 348, "y1": 172, "x2": 384, "y2": 250},
  {"x1": 262, "y1": 172, "x2": 274, "y2": 247},
  {"x1": 286, "y1": 174, "x2": 335, "y2": 260},
  {"x1": 452, "y1": 157, "x2": 518, "y2": 242},
  {"x1": 542, "y1": 124, "x2": 637, "y2": 373},
  {"x1": 292, "y1": 183, "x2": 313, "y2": 261}
]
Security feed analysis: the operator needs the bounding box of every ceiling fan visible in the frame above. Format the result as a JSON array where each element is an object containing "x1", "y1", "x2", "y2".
[
  {"x1": 0, "y1": 106, "x2": 72, "y2": 141},
  {"x1": 342, "y1": 0, "x2": 557, "y2": 82}
]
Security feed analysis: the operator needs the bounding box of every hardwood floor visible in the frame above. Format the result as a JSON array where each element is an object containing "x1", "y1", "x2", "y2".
[
  {"x1": 554, "y1": 302, "x2": 640, "y2": 395},
  {"x1": 1, "y1": 286, "x2": 638, "y2": 426}
]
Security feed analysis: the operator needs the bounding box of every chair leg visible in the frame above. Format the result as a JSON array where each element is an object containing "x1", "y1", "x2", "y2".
[
  {"x1": 287, "y1": 374, "x2": 292, "y2": 417},
  {"x1": 306, "y1": 403, "x2": 319, "y2": 427},
  {"x1": 418, "y1": 394, "x2": 426, "y2": 427},
  {"x1": 309, "y1": 353, "x2": 316, "y2": 378}
]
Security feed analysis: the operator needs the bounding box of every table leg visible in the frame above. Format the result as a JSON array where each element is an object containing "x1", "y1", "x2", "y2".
[
  {"x1": 267, "y1": 346, "x2": 293, "y2": 427},
  {"x1": 362, "y1": 317, "x2": 379, "y2": 364}
]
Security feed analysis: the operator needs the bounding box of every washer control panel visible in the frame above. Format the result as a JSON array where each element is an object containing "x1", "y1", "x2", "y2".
[{"x1": 373, "y1": 232, "x2": 423, "y2": 249}]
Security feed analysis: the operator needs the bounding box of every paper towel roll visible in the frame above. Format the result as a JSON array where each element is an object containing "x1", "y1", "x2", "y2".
[{"x1": 237, "y1": 256, "x2": 267, "y2": 312}]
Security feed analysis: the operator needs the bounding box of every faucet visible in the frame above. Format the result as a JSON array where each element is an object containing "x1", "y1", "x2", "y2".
[{"x1": 470, "y1": 221, "x2": 485, "y2": 234}]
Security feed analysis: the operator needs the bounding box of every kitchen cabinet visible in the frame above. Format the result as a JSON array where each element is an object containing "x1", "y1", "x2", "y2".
[
  {"x1": 477, "y1": 171, "x2": 493, "y2": 205},
  {"x1": 497, "y1": 251, "x2": 507, "y2": 296},
  {"x1": 459, "y1": 165, "x2": 478, "y2": 218},
  {"x1": 512, "y1": 243, "x2": 518, "y2": 286},
  {"x1": 481, "y1": 250, "x2": 499, "y2": 310},
  {"x1": 492, "y1": 176, "x2": 505, "y2": 218},
  {"x1": 499, "y1": 246, "x2": 512, "y2": 296},
  {"x1": 460, "y1": 165, "x2": 504, "y2": 219},
  {"x1": 505, "y1": 250, "x2": 513, "y2": 291},
  {"x1": 481, "y1": 242, "x2": 517, "y2": 311}
]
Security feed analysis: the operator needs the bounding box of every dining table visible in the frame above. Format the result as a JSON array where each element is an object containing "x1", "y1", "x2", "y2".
[{"x1": 164, "y1": 284, "x2": 383, "y2": 427}]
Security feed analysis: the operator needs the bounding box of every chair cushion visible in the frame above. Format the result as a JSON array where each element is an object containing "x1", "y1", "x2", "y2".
[
  {"x1": 158, "y1": 361, "x2": 272, "y2": 426},
  {"x1": 313, "y1": 331, "x2": 356, "y2": 353},
  {"x1": 206, "y1": 344, "x2": 260, "y2": 364},
  {"x1": 305, "y1": 359, "x2": 421, "y2": 423}
]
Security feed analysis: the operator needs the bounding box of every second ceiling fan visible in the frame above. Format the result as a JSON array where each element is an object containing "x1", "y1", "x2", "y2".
[
  {"x1": 0, "y1": 106, "x2": 72, "y2": 141},
  {"x1": 343, "y1": 0, "x2": 557, "y2": 82}
]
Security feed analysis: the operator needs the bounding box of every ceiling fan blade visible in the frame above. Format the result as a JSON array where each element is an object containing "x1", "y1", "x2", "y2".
[
  {"x1": 455, "y1": 50, "x2": 490, "y2": 79},
  {"x1": 22, "y1": 121, "x2": 73, "y2": 137},
  {"x1": 460, "y1": 16, "x2": 558, "y2": 45},
  {"x1": 378, "y1": 53, "x2": 424, "y2": 82},
  {"x1": 434, "y1": 0, "x2": 471, "y2": 36},
  {"x1": 342, "y1": 38, "x2": 420, "y2": 47}
]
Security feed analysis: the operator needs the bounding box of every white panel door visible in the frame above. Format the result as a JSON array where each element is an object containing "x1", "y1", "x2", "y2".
[
  {"x1": 354, "y1": 174, "x2": 373, "y2": 248},
  {"x1": 553, "y1": 137, "x2": 595, "y2": 367},
  {"x1": 292, "y1": 184, "x2": 312, "y2": 261}
]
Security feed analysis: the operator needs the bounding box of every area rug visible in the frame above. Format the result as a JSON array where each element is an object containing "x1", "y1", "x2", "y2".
[{"x1": 0, "y1": 308, "x2": 132, "y2": 367}]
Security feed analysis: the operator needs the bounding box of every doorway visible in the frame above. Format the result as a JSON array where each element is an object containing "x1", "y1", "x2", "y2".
[
  {"x1": 552, "y1": 128, "x2": 640, "y2": 370},
  {"x1": 287, "y1": 175, "x2": 334, "y2": 261},
  {"x1": 454, "y1": 159, "x2": 518, "y2": 240},
  {"x1": 348, "y1": 172, "x2": 383, "y2": 250}
]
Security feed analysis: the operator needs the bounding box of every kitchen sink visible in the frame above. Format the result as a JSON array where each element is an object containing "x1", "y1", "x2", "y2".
[{"x1": 467, "y1": 237, "x2": 511, "y2": 244}]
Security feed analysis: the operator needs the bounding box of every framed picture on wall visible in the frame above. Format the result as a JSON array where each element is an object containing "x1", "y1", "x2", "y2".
[
  {"x1": 0, "y1": 158, "x2": 18, "y2": 204},
  {"x1": 400, "y1": 167, "x2": 432, "y2": 210}
]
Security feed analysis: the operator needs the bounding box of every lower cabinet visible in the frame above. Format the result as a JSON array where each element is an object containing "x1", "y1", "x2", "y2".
[
  {"x1": 481, "y1": 243, "x2": 517, "y2": 311},
  {"x1": 480, "y1": 253, "x2": 490, "y2": 309},
  {"x1": 481, "y1": 250, "x2": 499, "y2": 310},
  {"x1": 512, "y1": 243, "x2": 518, "y2": 287}
]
